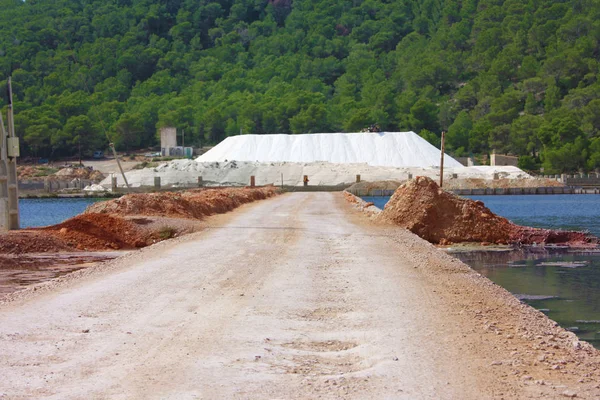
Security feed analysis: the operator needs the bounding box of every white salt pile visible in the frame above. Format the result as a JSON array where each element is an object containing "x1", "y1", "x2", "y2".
[
  {"x1": 196, "y1": 132, "x2": 463, "y2": 168},
  {"x1": 99, "y1": 131, "x2": 532, "y2": 188},
  {"x1": 100, "y1": 160, "x2": 531, "y2": 188}
]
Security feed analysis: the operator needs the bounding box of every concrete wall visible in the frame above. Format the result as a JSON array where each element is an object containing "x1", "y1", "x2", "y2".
[{"x1": 490, "y1": 154, "x2": 519, "y2": 166}]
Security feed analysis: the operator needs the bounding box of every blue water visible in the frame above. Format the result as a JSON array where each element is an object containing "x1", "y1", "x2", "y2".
[
  {"x1": 361, "y1": 196, "x2": 390, "y2": 210},
  {"x1": 19, "y1": 198, "x2": 103, "y2": 228},
  {"x1": 454, "y1": 249, "x2": 600, "y2": 348},
  {"x1": 363, "y1": 193, "x2": 600, "y2": 347},
  {"x1": 362, "y1": 194, "x2": 600, "y2": 237}
]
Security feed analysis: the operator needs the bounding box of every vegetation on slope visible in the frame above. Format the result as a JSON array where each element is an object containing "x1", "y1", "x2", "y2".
[{"x1": 1, "y1": 0, "x2": 600, "y2": 173}]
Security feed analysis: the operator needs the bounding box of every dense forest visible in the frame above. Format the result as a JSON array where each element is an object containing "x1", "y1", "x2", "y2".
[{"x1": 1, "y1": 0, "x2": 600, "y2": 173}]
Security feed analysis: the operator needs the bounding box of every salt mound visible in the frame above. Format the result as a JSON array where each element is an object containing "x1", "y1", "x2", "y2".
[
  {"x1": 101, "y1": 160, "x2": 531, "y2": 188},
  {"x1": 378, "y1": 176, "x2": 598, "y2": 246},
  {"x1": 197, "y1": 132, "x2": 463, "y2": 168}
]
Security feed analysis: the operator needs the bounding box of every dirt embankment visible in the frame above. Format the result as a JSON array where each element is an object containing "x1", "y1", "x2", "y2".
[
  {"x1": 86, "y1": 186, "x2": 279, "y2": 218},
  {"x1": 443, "y1": 177, "x2": 564, "y2": 189},
  {"x1": 346, "y1": 177, "x2": 563, "y2": 195},
  {"x1": 375, "y1": 176, "x2": 598, "y2": 246},
  {"x1": 0, "y1": 187, "x2": 280, "y2": 254},
  {"x1": 18, "y1": 165, "x2": 105, "y2": 182}
]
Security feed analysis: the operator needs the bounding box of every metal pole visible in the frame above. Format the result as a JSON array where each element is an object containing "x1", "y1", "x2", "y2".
[
  {"x1": 439, "y1": 130, "x2": 446, "y2": 188},
  {"x1": 6, "y1": 77, "x2": 19, "y2": 229},
  {"x1": 0, "y1": 111, "x2": 9, "y2": 230},
  {"x1": 109, "y1": 143, "x2": 130, "y2": 189}
]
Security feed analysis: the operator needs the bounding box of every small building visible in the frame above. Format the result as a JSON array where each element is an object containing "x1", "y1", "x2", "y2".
[
  {"x1": 490, "y1": 153, "x2": 518, "y2": 167},
  {"x1": 160, "y1": 127, "x2": 177, "y2": 156},
  {"x1": 160, "y1": 127, "x2": 193, "y2": 157}
]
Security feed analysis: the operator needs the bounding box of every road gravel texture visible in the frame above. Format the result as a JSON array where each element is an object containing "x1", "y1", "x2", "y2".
[{"x1": 1, "y1": 193, "x2": 599, "y2": 399}]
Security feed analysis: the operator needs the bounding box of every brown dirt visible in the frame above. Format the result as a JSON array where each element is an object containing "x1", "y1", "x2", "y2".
[
  {"x1": 0, "y1": 231, "x2": 73, "y2": 254},
  {"x1": 41, "y1": 214, "x2": 149, "y2": 250},
  {"x1": 377, "y1": 176, "x2": 598, "y2": 246},
  {"x1": 86, "y1": 186, "x2": 280, "y2": 218},
  {"x1": 17, "y1": 165, "x2": 105, "y2": 182},
  {"x1": 0, "y1": 187, "x2": 280, "y2": 255}
]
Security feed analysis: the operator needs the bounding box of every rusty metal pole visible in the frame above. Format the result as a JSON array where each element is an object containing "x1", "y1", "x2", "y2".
[{"x1": 439, "y1": 131, "x2": 446, "y2": 188}]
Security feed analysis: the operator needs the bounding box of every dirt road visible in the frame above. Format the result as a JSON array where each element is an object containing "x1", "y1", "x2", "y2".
[{"x1": 1, "y1": 193, "x2": 599, "y2": 399}]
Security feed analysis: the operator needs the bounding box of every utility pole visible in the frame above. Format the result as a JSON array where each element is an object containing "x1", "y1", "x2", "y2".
[
  {"x1": 439, "y1": 130, "x2": 446, "y2": 188},
  {"x1": 0, "y1": 77, "x2": 20, "y2": 230}
]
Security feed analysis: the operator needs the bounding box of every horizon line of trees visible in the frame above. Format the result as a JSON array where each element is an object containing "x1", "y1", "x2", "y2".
[{"x1": 1, "y1": 0, "x2": 600, "y2": 173}]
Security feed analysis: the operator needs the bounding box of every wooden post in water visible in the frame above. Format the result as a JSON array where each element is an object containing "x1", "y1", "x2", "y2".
[{"x1": 439, "y1": 130, "x2": 446, "y2": 188}]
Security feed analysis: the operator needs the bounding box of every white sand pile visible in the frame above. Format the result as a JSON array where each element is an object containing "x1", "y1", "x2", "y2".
[
  {"x1": 83, "y1": 183, "x2": 107, "y2": 192},
  {"x1": 196, "y1": 132, "x2": 463, "y2": 168},
  {"x1": 100, "y1": 160, "x2": 531, "y2": 188}
]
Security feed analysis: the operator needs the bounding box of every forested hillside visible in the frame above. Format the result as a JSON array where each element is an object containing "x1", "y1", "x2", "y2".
[{"x1": 1, "y1": 0, "x2": 600, "y2": 172}]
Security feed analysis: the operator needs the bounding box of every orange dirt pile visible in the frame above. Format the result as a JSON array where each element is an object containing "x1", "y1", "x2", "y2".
[
  {"x1": 41, "y1": 214, "x2": 148, "y2": 250},
  {"x1": 0, "y1": 231, "x2": 73, "y2": 254},
  {"x1": 377, "y1": 176, "x2": 598, "y2": 246},
  {"x1": 1, "y1": 187, "x2": 279, "y2": 255},
  {"x1": 86, "y1": 186, "x2": 279, "y2": 219}
]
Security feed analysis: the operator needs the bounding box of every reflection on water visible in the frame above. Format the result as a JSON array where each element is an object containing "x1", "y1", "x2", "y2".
[{"x1": 453, "y1": 249, "x2": 600, "y2": 348}]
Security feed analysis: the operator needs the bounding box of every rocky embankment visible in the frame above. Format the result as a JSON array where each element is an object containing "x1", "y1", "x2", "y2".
[{"x1": 374, "y1": 176, "x2": 598, "y2": 246}]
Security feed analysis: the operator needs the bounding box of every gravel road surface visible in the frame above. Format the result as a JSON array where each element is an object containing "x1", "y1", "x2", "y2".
[{"x1": 1, "y1": 193, "x2": 599, "y2": 399}]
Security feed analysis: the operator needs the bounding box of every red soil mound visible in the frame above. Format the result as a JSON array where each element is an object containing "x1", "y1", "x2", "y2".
[
  {"x1": 0, "y1": 231, "x2": 73, "y2": 254},
  {"x1": 86, "y1": 187, "x2": 279, "y2": 219},
  {"x1": 378, "y1": 176, "x2": 598, "y2": 246},
  {"x1": 42, "y1": 214, "x2": 148, "y2": 250},
  {"x1": 0, "y1": 187, "x2": 280, "y2": 255}
]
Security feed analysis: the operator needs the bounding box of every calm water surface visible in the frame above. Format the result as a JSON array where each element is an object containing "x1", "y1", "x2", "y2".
[
  {"x1": 453, "y1": 249, "x2": 600, "y2": 348},
  {"x1": 19, "y1": 198, "x2": 103, "y2": 228},
  {"x1": 363, "y1": 194, "x2": 600, "y2": 348}
]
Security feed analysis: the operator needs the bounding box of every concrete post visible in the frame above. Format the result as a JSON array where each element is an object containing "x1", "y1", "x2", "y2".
[
  {"x1": 356, "y1": 174, "x2": 361, "y2": 183},
  {"x1": 408, "y1": 173, "x2": 413, "y2": 180},
  {"x1": 250, "y1": 176, "x2": 255, "y2": 187},
  {"x1": 198, "y1": 176, "x2": 203, "y2": 187},
  {"x1": 154, "y1": 176, "x2": 161, "y2": 189},
  {"x1": 111, "y1": 176, "x2": 117, "y2": 192},
  {"x1": 44, "y1": 179, "x2": 50, "y2": 193}
]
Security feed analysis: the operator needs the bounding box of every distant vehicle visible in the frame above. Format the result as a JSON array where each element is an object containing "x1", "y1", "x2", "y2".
[
  {"x1": 93, "y1": 151, "x2": 104, "y2": 159},
  {"x1": 144, "y1": 152, "x2": 161, "y2": 157}
]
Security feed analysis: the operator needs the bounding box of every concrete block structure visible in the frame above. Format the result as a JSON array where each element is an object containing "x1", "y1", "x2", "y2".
[
  {"x1": 490, "y1": 153, "x2": 518, "y2": 167},
  {"x1": 160, "y1": 127, "x2": 177, "y2": 156}
]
